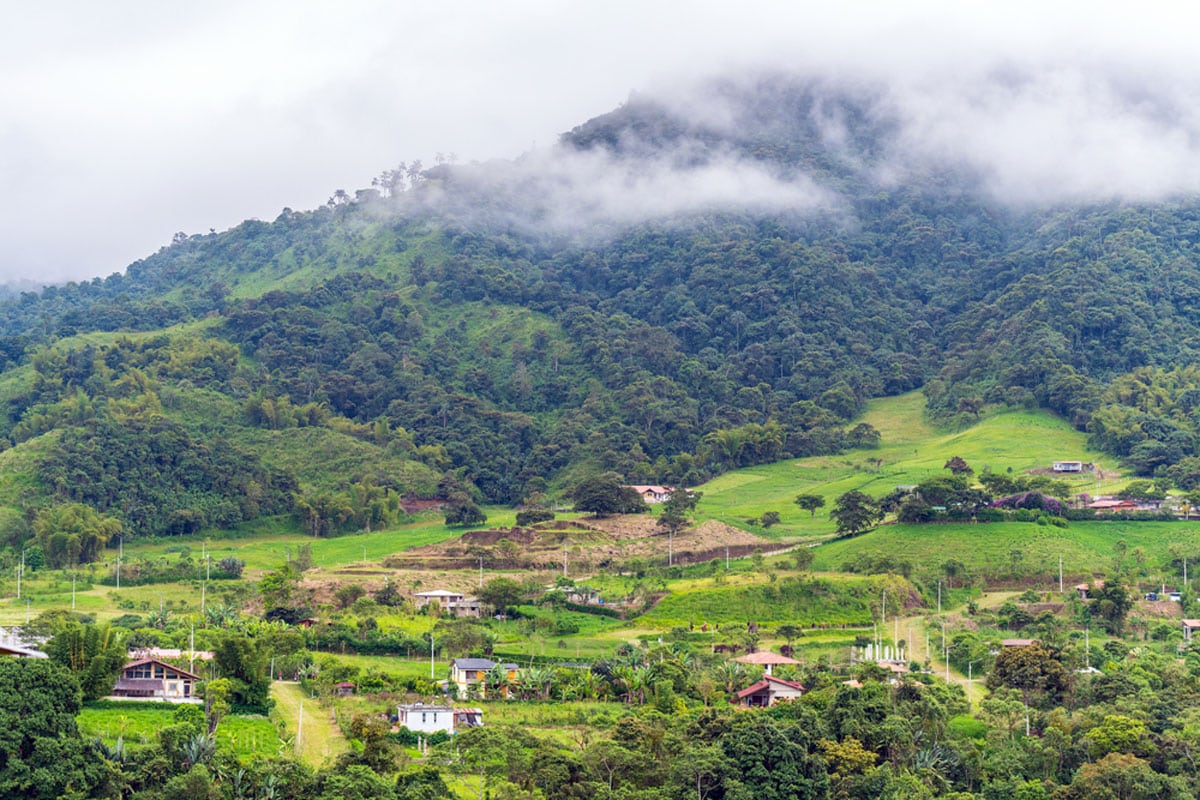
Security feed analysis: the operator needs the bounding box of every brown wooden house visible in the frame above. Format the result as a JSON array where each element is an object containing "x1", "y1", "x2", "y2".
[{"x1": 112, "y1": 657, "x2": 200, "y2": 702}]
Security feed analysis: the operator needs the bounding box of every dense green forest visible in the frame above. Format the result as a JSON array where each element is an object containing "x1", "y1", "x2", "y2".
[{"x1": 4, "y1": 77, "x2": 1200, "y2": 537}]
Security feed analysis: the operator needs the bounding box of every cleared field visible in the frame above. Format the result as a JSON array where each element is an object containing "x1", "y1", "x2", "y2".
[
  {"x1": 77, "y1": 702, "x2": 285, "y2": 759},
  {"x1": 813, "y1": 519, "x2": 1200, "y2": 584},
  {"x1": 639, "y1": 572, "x2": 901, "y2": 628},
  {"x1": 112, "y1": 515, "x2": 483, "y2": 573},
  {"x1": 694, "y1": 391, "x2": 1123, "y2": 540}
]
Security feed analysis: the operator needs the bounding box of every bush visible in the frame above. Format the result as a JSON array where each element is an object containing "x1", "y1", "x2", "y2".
[{"x1": 515, "y1": 508, "x2": 555, "y2": 526}]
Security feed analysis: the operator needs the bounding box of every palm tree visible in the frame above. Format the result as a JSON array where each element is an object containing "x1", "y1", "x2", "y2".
[
  {"x1": 524, "y1": 665, "x2": 554, "y2": 700},
  {"x1": 484, "y1": 664, "x2": 510, "y2": 700},
  {"x1": 712, "y1": 661, "x2": 747, "y2": 697}
]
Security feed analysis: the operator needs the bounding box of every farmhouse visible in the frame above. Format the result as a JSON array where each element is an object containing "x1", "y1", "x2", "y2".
[
  {"x1": 1052, "y1": 461, "x2": 1084, "y2": 473},
  {"x1": 0, "y1": 642, "x2": 47, "y2": 658},
  {"x1": 413, "y1": 590, "x2": 482, "y2": 618},
  {"x1": 449, "y1": 657, "x2": 519, "y2": 698},
  {"x1": 111, "y1": 657, "x2": 200, "y2": 702},
  {"x1": 735, "y1": 675, "x2": 806, "y2": 707},
  {"x1": 1182, "y1": 620, "x2": 1200, "y2": 642},
  {"x1": 1088, "y1": 499, "x2": 1137, "y2": 514},
  {"x1": 397, "y1": 703, "x2": 456, "y2": 734},
  {"x1": 626, "y1": 485, "x2": 673, "y2": 504},
  {"x1": 396, "y1": 704, "x2": 484, "y2": 734}
]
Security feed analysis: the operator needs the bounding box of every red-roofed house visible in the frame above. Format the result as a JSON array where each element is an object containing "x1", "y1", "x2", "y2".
[
  {"x1": 1088, "y1": 499, "x2": 1137, "y2": 514},
  {"x1": 626, "y1": 485, "x2": 674, "y2": 504},
  {"x1": 1182, "y1": 620, "x2": 1200, "y2": 642},
  {"x1": 735, "y1": 675, "x2": 807, "y2": 707}
]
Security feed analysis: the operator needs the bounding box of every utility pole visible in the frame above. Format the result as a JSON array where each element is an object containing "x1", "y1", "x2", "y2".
[
  {"x1": 942, "y1": 622, "x2": 948, "y2": 680},
  {"x1": 430, "y1": 635, "x2": 436, "y2": 679},
  {"x1": 71, "y1": 574, "x2": 76, "y2": 610},
  {"x1": 937, "y1": 581, "x2": 941, "y2": 614},
  {"x1": 478, "y1": 556, "x2": 483, "y2": 589},
  {"x1": 116, "y1": 536, "x2": 122, "y2": 590},
  {"x1": 16, "y1": 549, "x2": 23, "y2": 600},
  {"x1": 1059, "y1": 555, "x2": 1063, "y2": 593}
]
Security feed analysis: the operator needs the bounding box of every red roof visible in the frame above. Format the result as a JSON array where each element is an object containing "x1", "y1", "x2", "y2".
[
  {"x1": 735, "y1": 675, "x2": 806, "y2": 699},
  {"x1": 733, "y1": 651, "x2": 802, "y2": 666}
]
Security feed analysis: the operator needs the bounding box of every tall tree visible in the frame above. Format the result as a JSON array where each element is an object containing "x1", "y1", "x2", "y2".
[
  {"x1": 569, "y1": 474, "x2": 648, "y2": 517},
  {"x1": 830, "y1": 491, "x2": 882, "y2": 537}
]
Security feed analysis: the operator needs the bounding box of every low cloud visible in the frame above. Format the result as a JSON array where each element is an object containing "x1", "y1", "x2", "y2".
[{"x1": 424, "y1": 142, "x2": 838, "y2": 238}]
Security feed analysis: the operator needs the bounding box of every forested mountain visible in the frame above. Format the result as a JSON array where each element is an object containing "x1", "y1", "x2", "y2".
[{"x1": 3, "y1": 74, "x2": 1200, "y2": 540}]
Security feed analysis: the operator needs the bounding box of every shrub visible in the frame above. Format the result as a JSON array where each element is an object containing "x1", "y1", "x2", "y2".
[{"x1": 515, "y1": 508, "x2": 555, "y2": 526}]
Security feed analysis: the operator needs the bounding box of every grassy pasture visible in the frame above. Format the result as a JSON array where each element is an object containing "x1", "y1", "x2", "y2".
[
  {"x1": 694, "y1": 391, "x2": 1122, "y2": 540},
  {"x1": 112, "y1": 516, "x2": 479, "y2": 573},
  {"x1": 639, "y1": 572, "x2": 893, "y2": 628},
  {"x1": 813, "y1": 519, "x2": 1200, "y2": 585}
]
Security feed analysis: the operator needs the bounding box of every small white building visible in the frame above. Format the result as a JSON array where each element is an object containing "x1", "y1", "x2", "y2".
[
  {"x1": 397, "y1": 703, "x2": 456, "y2": 734},
  {"x1": 413, "y1": 590, "x2": 482, "y2": 618}
]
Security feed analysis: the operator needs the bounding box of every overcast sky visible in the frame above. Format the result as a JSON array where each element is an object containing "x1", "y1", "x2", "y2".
[{"x1": 3, "y1": 1, "x2": 1199, "y2": 284}]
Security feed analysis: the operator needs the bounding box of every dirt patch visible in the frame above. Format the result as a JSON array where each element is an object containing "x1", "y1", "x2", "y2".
[
  {"x1": 1138, "y1": 599, "x2": 1184, "y2": 619},
  {"x1": 460, "y1": 528, "x2": 538, "y2": 546},
  {"x1": 381, "y1": 515, "x2": 773, "y2": 571}
]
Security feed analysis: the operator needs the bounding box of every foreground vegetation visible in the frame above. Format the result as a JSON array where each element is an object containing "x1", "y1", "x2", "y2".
[{"x1": 9, "y1": 73, "x2": 1200, "y2": 798}]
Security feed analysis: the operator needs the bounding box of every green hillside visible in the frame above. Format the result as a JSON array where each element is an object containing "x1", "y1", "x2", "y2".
[{"x1": 695, "y1": 391, "x2": 1122, "y2": 538}]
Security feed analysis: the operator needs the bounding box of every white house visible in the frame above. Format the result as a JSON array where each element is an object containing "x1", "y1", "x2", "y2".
[
  {"x1": 397, "y1": 703, "x2": 456, "y2": 734},
  {"x1": 413, "y1": 590, "x2": 482, "y2": 618},
  {"x1": 735, "y1": 675, "x2": 807, "y2": 707}
]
